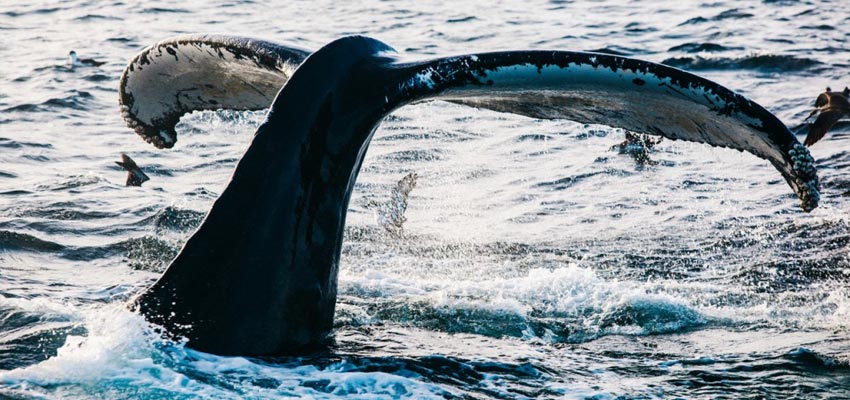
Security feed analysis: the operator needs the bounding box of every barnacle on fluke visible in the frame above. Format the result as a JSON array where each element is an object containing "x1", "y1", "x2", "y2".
[
  {"x1": 120, "y1": 35, "x2": 820, "y2": 356},
  {"x1": 789, "y1": 143, "x2": 820, "y2": 212}
]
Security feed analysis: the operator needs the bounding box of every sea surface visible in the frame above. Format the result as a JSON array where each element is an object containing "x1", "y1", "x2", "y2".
[{"x1": 1, "y1": 1, "x2": 849, "y2": 398}]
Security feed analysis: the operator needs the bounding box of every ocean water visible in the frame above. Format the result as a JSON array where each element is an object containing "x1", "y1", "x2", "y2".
[{"x1": 1, "y1": 0, "x2": 850, "y2": 398}]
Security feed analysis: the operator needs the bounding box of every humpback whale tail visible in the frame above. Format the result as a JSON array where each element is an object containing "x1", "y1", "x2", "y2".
[{"x1": 120, "y1": 35, "x2": 820, "y2": 356}]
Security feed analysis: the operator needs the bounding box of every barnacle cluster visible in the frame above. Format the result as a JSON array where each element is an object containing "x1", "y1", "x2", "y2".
[
  {"x1": 120, "y1": 105, "x2": 175, "y2": 149},
  {"x1": 789, "y1": 143, "x2": 819, "y2": 212}
]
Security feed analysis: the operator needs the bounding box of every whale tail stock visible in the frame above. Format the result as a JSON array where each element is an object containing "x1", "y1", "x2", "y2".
[{"x1": 125, "y1": 35, "x2": 819, "y2": 356}]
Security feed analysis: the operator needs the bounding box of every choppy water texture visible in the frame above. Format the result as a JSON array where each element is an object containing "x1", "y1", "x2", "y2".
[{"x1": 1, "y1": 1, "x2": 850, "y2": 398}]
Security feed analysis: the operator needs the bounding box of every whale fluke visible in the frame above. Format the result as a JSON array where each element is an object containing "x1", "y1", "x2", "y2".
[
  {"x1": 123, "y1": 35, "x2": 820, "y2": 356},
  {"x1": 119, "y1": 34, "x2": 310, "y2": 148}
]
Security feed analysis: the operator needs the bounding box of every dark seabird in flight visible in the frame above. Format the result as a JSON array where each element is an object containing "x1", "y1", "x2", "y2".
[
  {"x1": 115, "y1": 153, "x2": 149, "y2": 186},
  {"x1": 803, "y1": 86, "x2": 850, "y2": 147}
]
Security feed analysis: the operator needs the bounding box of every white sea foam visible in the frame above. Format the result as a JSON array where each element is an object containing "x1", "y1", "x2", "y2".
[
  {"x1": 341, "y1": 264, "x2": 708, "y2": 341},
  {"x1": 0, "y1": 302, "x2": 450, "y2": 399}
]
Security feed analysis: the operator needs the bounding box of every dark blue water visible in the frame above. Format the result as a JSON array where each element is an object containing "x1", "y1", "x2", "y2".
[{"x1": 1, "y1": 1, "x2": 849, "y2": 398}]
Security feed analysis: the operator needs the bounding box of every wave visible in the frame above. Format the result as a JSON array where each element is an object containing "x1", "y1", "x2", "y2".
[
  {"x1": 5, "y1": 200, "x2": 123, "y2": 224},
  {"x1": 375, "y1": 128, "x2": 476, "y2": 142},
  {"x1": 0, "y1": 137, "x2": 52, "y2": 149},
  {"x1": 0, "y1": 225, "x2": 179, "y2": 269},
  {"x1": 3, "y1": 90, "x2": 94, "y2": 113},
  {"x1": 514, "y1": 133, "x2": 555, "y2": 142},
  {"x1": 0, "y1": 190, "x2": 31, "y2": 196},
  {"x1": 0, "y1": 297, "x2": 81, "y2": 370},
  {"x1": 679, "y1": 8, "x2": 754, "y2": 25},
  {"x1": 106, "y1": 37, "x2": 136, "y2": 43},
  {"x1": 800, "y1": 24, "x2": 835, "y2": 31},
  {"x1": 0, "y1": 230, "x2": 65, "y2": 252},
  {"x1": 376, "y1": 149, "x2": 447, "y2": 163},
  {"x1": 787, "y1": 347, "x2": 850, "y2": 370},
  {"x1": 134, "y1": 206, "x2": 205, "y2": 233},
  {"x1": 446, "y1": 16, "x2": 476, "y2": 23},
  {"x1": 139, "y1": 7, "x2": 190, "y2": 13},
  {"x1": 82, "y1": 73, "x2": 112, "y2": 82},
  {"x1": 667, "y1": 42, "x2": 741, "y2": 53},
  {"x1": 1, "y1": 7, "x2": 63, "y2": 17},
  {"x1": 33, "y1": 175, "x2": 107, "y2": 192},
  {"x1": 339, "y1": 266, "x2": 709, "y2": 343},
  {"x1": 120, "y1": 236, "x2": 179, "y2": 272},
  {"x1": 72, "y1": 14, "x2": 121, "y2": 21},
  {"x1": 661, "y1": 54, "x2": 821, "y2": 72},
  {"x1": 718, "y1": 219, "x2": 850, "y2": 288},
  {"x1": 0, "y1": 305, "x2": 457, "y2": 399},
  {"x1": 584, "y1": 47, "x2": 632, "y2": 56},
  {"x1": 534, "y1": 170, "x2": 612, "y2": 191},
  {"x1": 45, "y1": 235, "x2": 178, "y2": 267}
]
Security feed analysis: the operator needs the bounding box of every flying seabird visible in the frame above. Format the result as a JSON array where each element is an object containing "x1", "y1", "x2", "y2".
[
  {"x1": 803, "y1": 86, "x2": 850, "y2": 147},
  {"x1": 115, "y1": 153, "x2": 150, "y2": 186}
]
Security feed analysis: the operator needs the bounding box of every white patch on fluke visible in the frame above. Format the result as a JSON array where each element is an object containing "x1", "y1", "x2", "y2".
[
  {"x1": 159, "y1": 130, "x2": 175, "y2": 144},
  {"x1": 401, "y1": 68, "x2": 438, "y2": 91}
]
